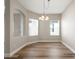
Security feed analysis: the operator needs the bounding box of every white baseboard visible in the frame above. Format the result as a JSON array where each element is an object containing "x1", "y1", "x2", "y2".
[
  {"x1": 5, "y1": 39, "x2": 61, "y2": 57},
  {"x1": 61, "y1": 41, "x2": 75, "y2": 53},
  {"x1": 10, "y1": 41, "x2": 38, "y2": 57},
  {"x1": 38, "y1": 39, "x2": 61, "y2": 42}
]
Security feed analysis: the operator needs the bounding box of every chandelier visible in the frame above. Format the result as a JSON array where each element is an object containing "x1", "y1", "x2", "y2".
[
  {"x1": 39, "y1": 16, "x2": 49, "y2": 21},
  {"x1": 39, "y1": 0, "x2": 50, "y2": 21}
]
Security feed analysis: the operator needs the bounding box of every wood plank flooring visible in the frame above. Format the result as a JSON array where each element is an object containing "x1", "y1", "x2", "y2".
[{"x1": 5, "y1": 42, "x2": 75, "y2": 59}]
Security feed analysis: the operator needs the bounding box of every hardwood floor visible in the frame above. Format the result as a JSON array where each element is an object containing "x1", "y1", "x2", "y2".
[{"x1": 5, "y1": 42, "x2": 75, "y2": 59}]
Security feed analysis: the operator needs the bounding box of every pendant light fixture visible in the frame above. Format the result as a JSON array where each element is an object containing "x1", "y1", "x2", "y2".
[{"x1": 39, "y1": 0, "x2": 50, "y2": 21}]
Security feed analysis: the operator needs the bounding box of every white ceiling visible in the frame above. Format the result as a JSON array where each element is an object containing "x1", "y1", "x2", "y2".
[{"x1": 17, "y1": 0, "x2": 73, "y2": 14}]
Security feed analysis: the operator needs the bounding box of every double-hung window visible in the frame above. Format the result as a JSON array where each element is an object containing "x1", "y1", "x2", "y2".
[
  {"x1": 50, "y1": 20, "x2": 60, "y2": 36},
  {"x1": 29, "y1": 18, "x2": 38, "y2": 36}
]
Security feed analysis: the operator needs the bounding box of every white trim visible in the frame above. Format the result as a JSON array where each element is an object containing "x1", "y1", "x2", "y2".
[
  {"x1": 61, "y1": 41, "x2": 75, "y2": 53},
  {"x1": 10, "y1": 39, "x2": 61, "y2": 56},
  {"x1": 5, "y1": 39, "x2": 61, "y2": 57},
  {"x1": 38, "y1": 39, "x2": 61, "y2": 42},
  {"x1": 10, "y1": 41, "x2": 38, "y2": 57}
]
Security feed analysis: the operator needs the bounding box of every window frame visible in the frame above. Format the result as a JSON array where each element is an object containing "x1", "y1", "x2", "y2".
[
  {"x1": 49, "y1": 20, "x2": 60, "y2": 36},
  {"x1": 13, "y1": 10, "x2": 25, "y2": 37},
  {"x1": 28, "y1": 18, "x2": 39, "y2": 36}
]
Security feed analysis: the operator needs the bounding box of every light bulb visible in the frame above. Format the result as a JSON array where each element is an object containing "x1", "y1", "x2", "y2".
[
  {"x1": 45, "y1": 16, "x2": 49, "y2": 20},
  {"x1": 42, "y1": 16, "x2": 45, "y2": 19},
  {"x1": 39, "y1": 17, "x2": 44, "y2": 21},
  {"x1": 39, "y1": 16, "x2": 49, "y2": 21},
  {"x1": 39, "y1": 17, "x2": 41, "y2": 20}
]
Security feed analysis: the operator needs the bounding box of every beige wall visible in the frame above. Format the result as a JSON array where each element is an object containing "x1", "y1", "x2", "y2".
[
  {"x1": 39, "y1": 14, "x2": 61, "y2": 41},
  {"x1": 26, "y1": 10, "x2": 40, "y2": 41},
  {"x1": 5, "y1": 0, "x2": 75, "y2": 56},
  {"x1": 61, "y1": 1, "x2": 75, "y2": 51},
  {"x1": 5, "y1": 0, "x2": 61, "y2": 56},
  {"x1": 10, "y1": 0, "x2": 41, "y2": 54},
  {"x1": 10, "y1": 0, "x2": 28, "y2": 54}
]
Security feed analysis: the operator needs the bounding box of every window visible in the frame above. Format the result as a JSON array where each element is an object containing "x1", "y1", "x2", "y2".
[
  {"x1": 14, "y1": 11, "x2": 25, "y2": 37},
  {"x1": 14, "y1": 13, "x2": 23, "y2": 36},
  {"x1": 29, "y1": 18, "x2": 38, "y2": 36},
  {"x1": 50, "y1": 20, "x2": 59, "y2": 36}
]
